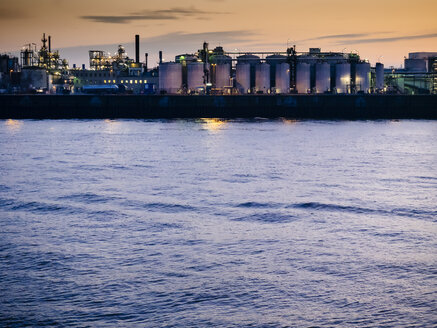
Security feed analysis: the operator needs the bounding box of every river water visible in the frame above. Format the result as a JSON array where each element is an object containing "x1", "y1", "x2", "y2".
[{"x1": 1, "y1": 119, "x2": 436, "y2": 327}]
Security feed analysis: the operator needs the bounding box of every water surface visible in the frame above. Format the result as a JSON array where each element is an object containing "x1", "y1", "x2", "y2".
[{"x1": 1, "y1": 119, "x2": 436, "y2": 327}]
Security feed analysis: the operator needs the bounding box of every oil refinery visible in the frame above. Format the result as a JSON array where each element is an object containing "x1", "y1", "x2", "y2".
[{"x1": 0, "y1": 33, "x2": 436, "y2": 95}]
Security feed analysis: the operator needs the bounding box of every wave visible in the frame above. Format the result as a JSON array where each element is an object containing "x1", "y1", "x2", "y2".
[
  {"x1": 0, "y1": 198, "x2": 80, "y2": 215},
  {"x1": 291, "y1": 202, "x2": 436, "y2": 220},
  {"x1": 121, "y1": 199, "x2": 197, "y2": 213},
  {"x1": 236, "y1": 202, "x2": 282, "y2": 209},
  {"x1": 57, "y1": 192, "x2": 119, "y2": 204},
  {"x1": 233, "y1": 212, "x2": 296, "y2": 223}
]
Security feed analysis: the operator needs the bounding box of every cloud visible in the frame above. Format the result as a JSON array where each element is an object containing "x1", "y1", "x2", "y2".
[
  {"x1": 337, "y1": 32, "x2": 437, "y2": 45},
  {"x1": 81, "y1": 6, "x2": 228, "y2": 24},
  {"x1": 305, "y1": 33, "x2": 371, "y2": 41}
]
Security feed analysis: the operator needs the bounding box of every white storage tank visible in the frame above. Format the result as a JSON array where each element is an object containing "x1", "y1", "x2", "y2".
[
  {"x1": 237, "y1": 54, "x2": 260, "y2": 89},
  {"x1": 236, "y1": 63, "x2": 251, "y2": 94},
  {"x1": 375, "y1": 62, "x2": 384, "y2": 90},
  {"x1": 159, "y1": 62, "x2": 182, "y2": 93},
  {"x1": 315, "y1": 63, "x2": 330, "y2": 93},
  {"x1": 335, "y1": 63, "x2": 350, "y2": 94},
  {"x1": 296, "y1": 63, "x2": 310, "y2": 94},
  {"x1": 214, "y1": 63, "x2": 231, "y2": 89},
  {"x1": 275, "y1": 63, "x2": 290, "y2": 94},
  {"x1": 355, "y1": 62, "x2": 371, "y2": 93},
  {"x1": 255, "y1": 63, "x2": 270, "y2": 93},
  {"x1": 266, "y1": 54, "x2": 287, "y2": 87},
  {"x1": 187, "y1": 62, "x2": 205, "y2": 91}
]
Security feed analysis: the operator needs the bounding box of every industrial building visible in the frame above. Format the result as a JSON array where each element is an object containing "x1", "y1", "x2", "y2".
[
  {"x1": 1, "y1": 33, "x2": 436, "y2": 95},
  {"x1": 385, "y1": 52, "x2": 437, "y2": 94}
]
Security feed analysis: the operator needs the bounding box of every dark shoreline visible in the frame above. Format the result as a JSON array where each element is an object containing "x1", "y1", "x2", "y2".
[{"x1": 1, "y1": 94, "x2": 436, "y2": 119}]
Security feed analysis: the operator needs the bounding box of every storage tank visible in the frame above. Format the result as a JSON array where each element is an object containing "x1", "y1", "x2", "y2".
[
  {"x1": 214, "y1": 63, "x2": 231, "y2": 89},
  {"x1": 315, "y1": 63, "x2": 330, "y2": 93},
  {"x1": 159, "y1": 62, "x2": 182, "y2": 93},
  {"x1": 355, "y1": 62, "x2": 370, "y2": 93},
  {"x1": 236, "y1": 63, "x2": 251, "y2": 94},
  {"x1": 375, "y1": 62, "x2": 384, "y2": 90},
  {"x1": 187, "y1": 61, "x2": 205, "y2": 91},
  {"x1": 296, "y1": 63, "x2": 311, "y2": 93},
  {"x1": 266, "y1": 54, "x2": 287, "y2": 88},
  {"x1": 335, "y1": 63, "x2": 350, "y2": 94},
  {"x1": 275, "y1": 63, "x2": 290, "y2": 94},
  {"x1": 237, "y1": 54, "x2": 260, "y2": 89},
  {"x1": 255, "y1": 63, "x2": 270, "y2": 93}
]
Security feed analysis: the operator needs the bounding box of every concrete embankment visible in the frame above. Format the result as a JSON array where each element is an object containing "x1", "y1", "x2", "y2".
[{"x1": 0, "y1": 94, "x2": 436, "y2": 119}]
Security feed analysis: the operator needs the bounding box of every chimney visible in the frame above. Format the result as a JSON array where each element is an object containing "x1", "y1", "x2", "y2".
[
  {"x1": 159, "y1": 51, "x2": 163, "y2": 64},
  {"x1": 135, "y1": 35, "x2": 140, "y2": 63},
  {"x1": 145, "y1": 53, "x2": 148, "y2": 72},
  {"x1": 48, "y1": 36, "x2": 51, "y2": 53}
]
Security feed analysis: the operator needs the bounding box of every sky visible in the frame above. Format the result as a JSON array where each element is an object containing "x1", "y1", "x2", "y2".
[{"x1": 1, "y1": 0, "x2": 436, "y2": 68}]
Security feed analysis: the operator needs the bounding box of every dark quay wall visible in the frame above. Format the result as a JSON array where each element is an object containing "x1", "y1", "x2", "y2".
[{"x1": 0, "y1": 94, "x2": 436, "y2": 119}]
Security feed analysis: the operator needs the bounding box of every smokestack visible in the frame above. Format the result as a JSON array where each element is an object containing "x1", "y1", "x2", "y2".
[
  {"x1": 48, "y1": 36, "x2": 51, "y2": 53},
  {"x1": 159, "y1": 51, "x2": 163, "y2": 64},
  {"x1": 135, "y1": 35, "x2": 140, "y2": 63},
  {"x1": 82, "y1": 64, "x2": 85, "y2": 70},
  {"x1": 145, "y1": 53, "x2": 148, "y2": 72}
]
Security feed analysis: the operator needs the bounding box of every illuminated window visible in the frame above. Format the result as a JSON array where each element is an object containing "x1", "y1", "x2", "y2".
[
  {"x1": 139, "y1": 80, "x2": 143, "y2": 83},
  {"x1": 113, "y1": 80, "x2": 116, "y2": 83},
  {"x1": 135, "y1": 80, "x2": 138, "y2": 84},
  {"x1": 130, "y1": 80, "x2": 133, "y2": 84},
  {"x1": 144, "y1": 80, "x2": 147, "y2": 83},
  {"x1": 104, "y1": 80, "x2": 106, "y2": 83},
  {"x1": 121, "y1": 80, "x2": 123, "y2": 83}
]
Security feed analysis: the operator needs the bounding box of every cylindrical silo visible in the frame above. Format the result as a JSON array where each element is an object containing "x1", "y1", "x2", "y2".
[
  {"x1": 296, "y1": 63, "x2": 311, "y2": 94},
  {"x1": 335, "y1": 63, "x2": 351, "y2": 94},
  {"x1": 255, "y1": 63, "x2": 270, "y2": 93},
  {"x1": 266, "y1": 54, "x2": 287, "y2": 88},
  {"x1": 237, "y1": 54, "x2": 260, "y2": 89},
  {"x1": 355, "y1": 62, "x2": 371, "y2": 93},
  {"x1": 159, "y1": 62, "x2": 182, "y2": 94},
  {"x1": 187, "y1": 62, "x2": 205, "y2": 91},
  {"x1": 315, "y1": 63, "x2": 330, "y2": 94},
  {"x1": 236, "y1": 63, "x2": 251, "y2": 94},
  {"x1": 210, "y1": 54, "x2": 232, "y2": 90},
  {"x1": 275, "y1": 62, "x2": 290, "y2": 94},
  {"x1": 214, "y1": 63, "x2": 231, "y2": 89},
  {"x1": 375, "y1": 62, "x2": 384, "y2": 91}
]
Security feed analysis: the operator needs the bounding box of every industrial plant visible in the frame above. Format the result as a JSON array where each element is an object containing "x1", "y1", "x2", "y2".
[{"x1": 1, "y1": 34, "x2": 436, "y2": 95}]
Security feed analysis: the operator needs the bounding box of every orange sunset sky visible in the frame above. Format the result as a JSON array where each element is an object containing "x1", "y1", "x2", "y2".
[{"x1": 1, "y1": 0, "x2": 436, "y2": 67}]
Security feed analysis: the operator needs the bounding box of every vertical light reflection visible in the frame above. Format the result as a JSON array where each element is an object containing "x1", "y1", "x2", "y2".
[
  {"x1": 199, "y1": 118, "x2": 228, "y2": 132},
  {"x1": 103, "y1": 119, "x2": 122, "y2": 134},
  {"x1": 5, "y1": 119, "x2": 23, "y2": 132},
  {"x1": 281, "y1": 118, "x2": 298, "y2": 125}
]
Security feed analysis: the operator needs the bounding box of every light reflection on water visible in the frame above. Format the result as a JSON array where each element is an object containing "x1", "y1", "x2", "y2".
[
  {"x1": 4, "y1": 119, "x2": 23, "y2": 132},
  {"x1": 0, "y1": 119, "x2": 436, "y2": 327}
]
